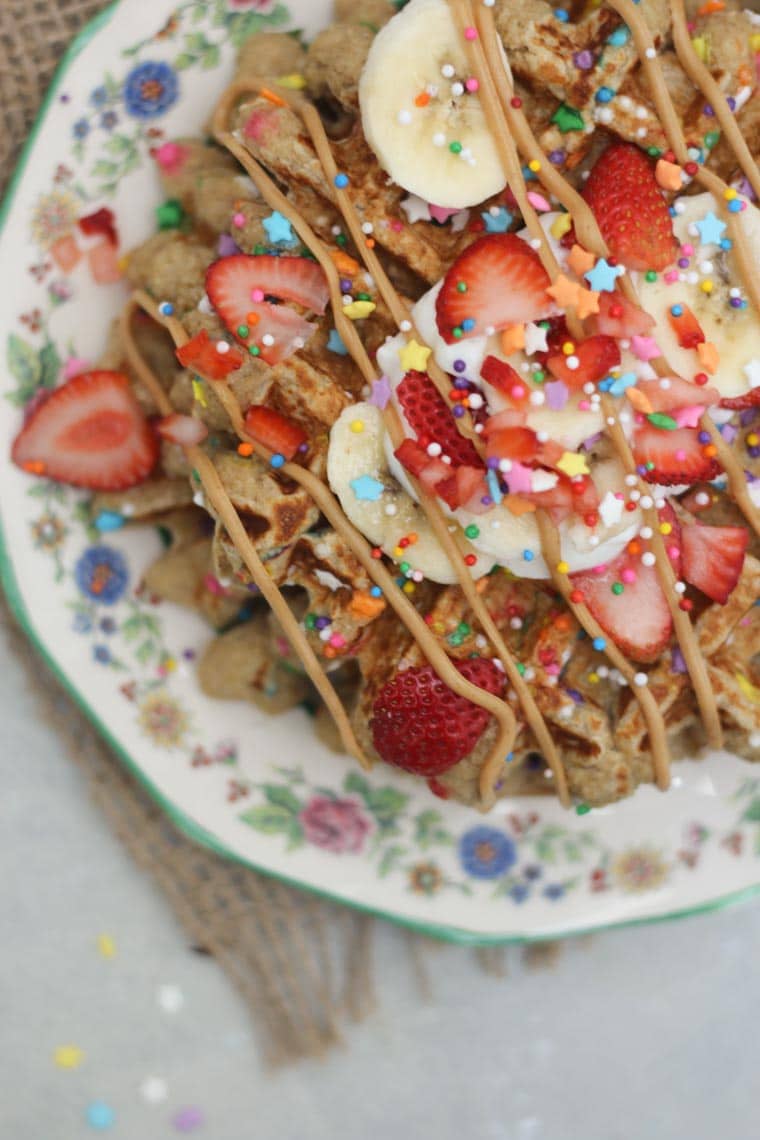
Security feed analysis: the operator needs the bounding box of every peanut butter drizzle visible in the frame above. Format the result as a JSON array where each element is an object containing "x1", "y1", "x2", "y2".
[
  {"x1": 212, "y1": 84, "x2": 572, "y2": 805},
  {"x1": 119, "y1": 295, "x2": 372, "y2": 770},
  {"x1": 670, "y1": 0, "x2": 760, "y2": 203},
  {"x1": 127, "y1": 290, "x2": 529, "y2": 808},
  {"x1": 459, "y1": 0, "x2": 731, "y2": 749}
]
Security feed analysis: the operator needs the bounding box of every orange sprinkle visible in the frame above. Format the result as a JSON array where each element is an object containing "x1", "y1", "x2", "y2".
[
  {"x1": 475, "y1": 578, "x2": 489, "y2": 594},
  {"x1": 696, "y1": 340, "x2": 719, "y2": 374},
  {"x1": 365, "y1": 238, "x2": 376, "y2": 249},
  {"x1": 349, "y1": 591, "x2": 386, "y2": 620},
  {"x1": 738, "y1": 64, "x2": 754, "y2": 87},
  {"x1": 323, "y1": 645, "x2": 337, "y2": 659},
  {"x1": 22, "y1": 460, "x2": 46, "y2": 475},
  {"x1": 697, "y1": 0, "x2": 724, "y2": 13},
  {"x1": 505, "y1": 495, "x2": 536, "y2": 516},
  {"x1": 703, "y1": 443, "x2": 717, "y2": 458},
  {"x1": 414, "y1": 92, "x2": 431, "y2": 107},
  {"x1": 627, "y1": 540, "x2": 641, "y2": 556},
  {"x1": 330, "y1": 249, "x2": 360, "y2": 276},
  {"x1": 500, "y1": 323, "x2": 526, "y2": 354},
  {"x1": 259, "y1": 86, "x2": 287, "y2": 107},
  {"x1": 626, "y1": 387, "x2": 654, "y2": 415},
  {"x1": 245, "y1": 311, "x2": 261, "y2": 327},
  {"x1": 237, "y1": 442, "x2": 254, "y2": 457},
  {"x1": 555, "y1": 614, "x2": 572, "y2": 632}
]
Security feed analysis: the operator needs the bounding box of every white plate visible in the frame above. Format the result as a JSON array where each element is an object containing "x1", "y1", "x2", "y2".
[{"x1": 2, "y1": 0, "x2": 760, "y2": 944}]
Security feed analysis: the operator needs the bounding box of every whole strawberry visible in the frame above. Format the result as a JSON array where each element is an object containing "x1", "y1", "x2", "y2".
[
  {"x1": 370, "y1": 658, "x2": 506, "y2": 776},
  {"x1": 582, "y1": 143, "x2": 678, "y2": 272}
]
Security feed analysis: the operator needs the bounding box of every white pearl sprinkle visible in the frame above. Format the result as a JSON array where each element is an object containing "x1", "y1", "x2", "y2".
[
  {"x1": 589, "y1": 535, "x2": 599, "y2": 546},
  {"x1": 397, "y1": 109, "x2": 412, "y2": 125},
  {"x1": 695, "y1": 491, "x2": 710, "y2": 506},
  {"x1": 597, "y1": 665, "x2": 609, "y2": 679},
  {"x1": 399, "y1": 320, "x2": 412, "y2": 332},
  {"x1": 635, "y1": 105, "x2": 649, "y2": 119},
  {"x1": 451, "y1": 81, "x2": 464, "y2": 97},
  {"x1": 530, "y1": 391, "x2": 545, "y2": 406},
  {"x1": 342, "y1": 293, "x2": 353, "y2": 305},
  {"x1": 536, "y1": 431, "x2": 549, "y2": 443},
  {"x1": 582, "y1": 382, "x2": 595, "y2": 395},
  {"x1": 498, "y1": 458, "x2": 512, "y2": 472},
  {"x1": 645, "y1": 47, "x2": 656, "y2": 59},
  {"x1": 634, "y1": 672, "x2": 648, "y2": 686},
  {"x1": 529, "y1": 238, "x2": 542, "y2": 250},
  {"x1": 361, "y1": 222, "x2": 374, "y2": 234},
  {"x1": 636, "y1": 127, "x2": 647, "y2": 139},
  {"x1": 641, "y1": 551, "x2": 656, "y2": 567},
  {"x1": 700, "y1": 260, "x2": 713, "y2": 274},
  {"x1": 468, "y1": 393, "x2": 484, "y2": 409},
  {"x1": 441, "y1": 63, "x2": 455, "y2": 78},
  {"x1": 216, "y1": 340, "x2": 230, "y2": 354},
  {"x1": 674, "y1": 581, "x2": 686, "y2": 594},
  {"x1": 625, "y1": 474, "x2": 637, "y2": 486},
  {"x1": 261, "y1": 333, "x2": 275, "y2": 346},
  {"x1": 629, "y1": 489, "x2": 641, "y2": 501},
  {"x1": 432, "y1": 132, "x2": 446, "y2": 147},
  {"x1": 566, "y1": 356, "x2": 579, "y2": 370},
  {"x1": 640, "y1": 526, "x2": 653, "y2": 540},
  {"x1": 427, "y1": 442, "x2": 442, "y2": 456},
  {"x1": 673, "y1": 200, "x2": 686, "y2": 214},
  {"x1": 640, "y1": 495, "x2": 654, "y2": 509},
  {"x1": 655, "y1": 497, "x2": 665, "y2": 509},
  {"x1": 384, "y1": 503, "x2": 397, "y2": 516},
  {"x1": 596, "y1": 108, "x2": 613, "y2": 125}
]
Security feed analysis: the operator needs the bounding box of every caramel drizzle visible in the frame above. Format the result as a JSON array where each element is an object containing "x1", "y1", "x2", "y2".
[
  {"x1": 124, "y1": 289, "x2": 527, "y2": 803},
  {"x1": 212, "y1": 84, "x2": 571, "y2": 805}
]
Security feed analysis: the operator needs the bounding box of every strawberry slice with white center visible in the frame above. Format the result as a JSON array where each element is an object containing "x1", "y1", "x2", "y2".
[
  {"x1": 633, "y1": 423, "x2": 721, "y2": 485},
  {"x1": 545, "y1": 334, "x2": 620, "y2": 390},
  {"x1": 681, "y1": 522, "x2": 748, "y2": 604},
  {"x1": 435, "y1": 233, "x2": 554, "y2": 344},
  {"x1": 12, "y1": 370, "x2": 158, "y2": 491},
  {"x1": 593, "y1": 290, "x2": 655, "y2": 339},
  {"x1": 570, "y1": 549, "x2": 673, "y2": 663},
  {"x1": 206, "y1": 254, "x2": 328, "y2": 365},
  {"x1": 634, "y1": 376, "x2": 719, "y2": 413}
]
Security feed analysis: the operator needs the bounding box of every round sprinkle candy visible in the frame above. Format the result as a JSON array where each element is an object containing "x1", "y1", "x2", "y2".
[{"x1": 334, "y1": 173, "x2": 349, "y2": 188}]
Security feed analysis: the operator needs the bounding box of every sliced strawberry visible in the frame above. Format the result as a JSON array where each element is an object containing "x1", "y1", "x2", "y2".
[
  {"x1": 175, "y1": 329, "x2": 244, "y2": 380},
  {"x1": 394, "y1": 438, "x2": 430, "y2": 479},
  {"x1": 486, "y1": 427, "x2": 539, "y2": 464},
  {"x1": 480, "y1": 355, "x2": 529, "y2": 407},
  {"x1": 519, "y1": 477, "x2": 575, "y2": 523},
  {"x1": 681, "y1": 522, "x2": 748, "y2": 604},
  {"x1": 155, "y1": 413, "x2": 209, "y2": 447},
  {"x1": 78, "y1": 207, "x2": 118, "y2": 246},
  {"x1": 483, "y1": 408, "x2": 527, "y2": 431},
  {"x1": 719, "y1": 388, "x2": 760, "y2": 411},
  {"x1": 12, "y1": 370, "x2": 157, "y2": 491},
  {"x1": 593, "y1": 290, "x2": 656, "y2": 339},
  {"x1": 635, "y1": 376, "x2": 719, "y2": 413},
  {"x1": 206, "y1": 254, "x2": 326, "y2": 364},
  {"x1": 418, "y1": 457, "x2": 453, "y2": 496},
  {"x1": 545, "y1": 335, "x2": 620, "y2": 390},
  {"x1": 244, "y1": 405, "x2": 307, "y2": 460},
  {"x1": 435, "y1": 465, "x2": 487, "y2": 511},
  {"x1": 371, "y1": 657, "x2": 506, "y2": 776},
  {"x1": 633, "y1": 423, "x2": 721, "y2": 485},
  {"x1": 582, "y1": 143, "x2": 678, "y2": 272},
  {"x1": 435, "y1": 233, "x2": 553, "y2": 343},
  {"x1": 396, "y1": 371, "x2": 482, "y2": 468},
  {"x1": 570, "y1": 551, "x2": 673, "y2": 662},
  {"x1": 666, "y1": 303, "x2": 705, "y2": 349}
]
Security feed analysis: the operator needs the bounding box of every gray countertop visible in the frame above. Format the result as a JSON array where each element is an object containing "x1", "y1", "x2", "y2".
[{"x1": 2, "y1": 620, "x2": 757, "y2": 1140}]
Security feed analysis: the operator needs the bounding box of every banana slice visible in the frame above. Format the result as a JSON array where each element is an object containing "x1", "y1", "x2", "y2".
[
  {"x1": 359, "y1": 0, "x2": 505, "y2": 209},
  {"x1": 327, "y1": 402, "x2": 492, "y2": 584},
  {"x1": 636, "y1": 192, "x2": 760, "y2": 400}
]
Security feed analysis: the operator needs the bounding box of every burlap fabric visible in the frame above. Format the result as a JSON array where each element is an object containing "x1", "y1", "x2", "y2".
[{"x1": 0, "y1": 0, "x2": 561, "y2": 1063}]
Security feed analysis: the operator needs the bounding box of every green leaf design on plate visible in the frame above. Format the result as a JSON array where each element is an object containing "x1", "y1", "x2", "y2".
[
  {"x1": 378, "y1": 843, "x2": 406, "y2": 878},
  {"x1": 240, "y1": 803, "x2": 298, "y2": 834},
  {"x1": 262, "y1": 784, "x2": 302, "y2": 814},
  {"x1": 7, "y1": 333, "x2": 41, "y2": 402},
  {"x1": 38, "y1": 341, "x2": 60, "y2": 389},
  {"x1": 742, "y1": 797, "x2": 760, "y2": 824},
  {"x1": 413, "y1": 809, "x2": 452, "y2": 850}
]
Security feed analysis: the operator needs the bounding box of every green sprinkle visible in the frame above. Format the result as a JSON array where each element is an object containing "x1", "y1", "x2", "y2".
[
  {"x1": 645, "y1": 270, "x2": 657, "y2": 282},
  {"x1": 399, "y1": 561, "x2": 410, "y2": 574},
  {"x1": 449, "y1": 140, "x2": 463, "y2": 154},
  {"x1": 248, "y1": 345, "x2": 260, "y2": 356},
  {"x1": 704, "y1": 130, "x2": 720, "y2": 150},
  {"x1": 253, "y1": 243, "x2": 266, "y2": 255},
  {"x1": 647, "y1": 146, "x2": 661, "y2": 158},
  {"x1": 647, "y1": 411, "x2": 678, "y2": 430},
  {"x1": 575, "y1": 803, "x2": 591, "y2": 816},
  {"x1": 357, "y1": 292, "x2": 372, "y2": 301},
  {"x1": 336, "y1": 233, "x2": 347, "y2": 247},
  {"x1": 305, "y1": 613, "x2": 317, "y2": 630},
  {"x1": 611, "y1": 582, "x2": 624, "y2": 596},
  {"x1": 191, "y1": 468, "x2": 201, "y2": 483},
  {"x1": 532, "y1": 370, "x2": 545, "y2": 384},
  {"x1": 516, "y1": 662, "x2": 526, "y2": 676},
  {"x1": 646, "y1": 460, "x2": 655, "y2": 470},
  {"x1": 464, "y1": 524, "x2": 480, "y2": 539},
  {"x1": 456, "y1": 281, "x2": 468, "y2": 293},
  {"x1": 449, "y1": 633, "x2": 464, "y2": 647},
  {"x1": 156, "y1": 199, "x2": 184, "y2": 229},
  {"x1": 551, "y1": 103, "x2": 585, "y2": 133},
  {"x1": 452, "y1": 327, "x2": 463, "y2": 339},
  {"x1": 457, "y1": 622, "x2": 471, "y2": 635},
  {"x1": 237, "y1": 324, "x2": 249, "y2": 338}
]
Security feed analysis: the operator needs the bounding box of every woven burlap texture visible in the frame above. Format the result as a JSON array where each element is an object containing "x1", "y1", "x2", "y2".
[{"x1": 0, "y1": 0, "x2": 562, "y2": 1063}]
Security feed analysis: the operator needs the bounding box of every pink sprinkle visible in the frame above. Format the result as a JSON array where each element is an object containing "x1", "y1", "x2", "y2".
[
  {"x1": 546, "y1": 663, "x2": 560, "y2": 676},
  {"x1": 251, "y1": 288, "x2": 264, "y2": 302},
  {"x1": 630, "y1": 335, "x2": 660, "y2": 362},
  {"x1": 464, "y1": 26, "x2": 478, "y2": 40},
  {"x1": 390, "y1": 219, "x2": 404, "y2": 232},
  {"x1": 664, "y1": 270, "x2": 679, "y2": 283},
  {"x1": 526, "y1": 191, "x2": 551, "y2": 212},
  {"x1": 673, "y1": 404, "x2": 705, "y2": 428},
  {"x1": 621, "y1": 568, "x2": 637, "y2": 584},
  {"x1": 154, "y1": 141, "x2": 186, "y2": 173},
  {"x1": 465, "y1": 78, "x2": 479, "y2": 92},
  {"x1": 329, "y1": 632, "x2": 346, "y2": 649},
  {"x1": 681, "y1": 243, "x2": 694, "y2": 256},
  {"x1": 232, "y1": 212, "x2": 246, "y2": 227},
  {"x1": 429, "y1": 203, "x2": 460, "y2": 224},
  {"x1": 675, "y1": 449, "x2": 687, "y2": 461},
  {"x1": 592, "y1": 563, "x2": 609, "y2": 576},
  {"x1": 275, "y1": 636, "x2": 290, "y2": 656},
  {"x1": 668, "y1": 545, "x2": 679, "y2": 560},
  {"x1": 578, "y1": 399, "x2": 591, "y2": 411},
  {"x1": 203, "y1": 573, "x2": 226, "y2": 596},
  {"x1": 511, "y1": 385, "x2": 526, "y2": 399}
]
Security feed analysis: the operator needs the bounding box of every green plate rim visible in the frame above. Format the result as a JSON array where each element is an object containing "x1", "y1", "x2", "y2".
[{"x1": 1, "y1": 0, "x2": 759, "y2": 947}]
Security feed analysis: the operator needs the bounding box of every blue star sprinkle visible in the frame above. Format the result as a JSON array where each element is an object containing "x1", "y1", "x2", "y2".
[
  {"x1": 584, "y1": 257, "x2": 625, "y2": 293},
  {"x1": 481, "y1": 206, "x2": 513, "y2": 233},
  {"x1": 327, "y1": 329, "x2": 349, "y2": 355},
  {"x1": 350, "y1": 475, "x2": 385, "y2": 502},
  {"x1": 608, "y1": 371, "x2": 637, "y2": 396},
  {"x1": 262, "y1": 210, "x2": 297, "y2": 245},
  {"x1": 695, "y1": 211, "x2": 727, "y2": 246}
]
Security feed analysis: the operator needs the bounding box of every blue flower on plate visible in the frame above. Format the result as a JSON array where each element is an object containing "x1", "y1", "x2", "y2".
[
  {"x1": 123, "y1": 61, "x2": 178, "y2": 120},
  {"x1": 72, "y1": 611, "x2": 93, "y2": 634},
  {"x1": 509, "y1": 883, "x2": 530, "y2": 904},
  {"x1": 75, "y1": 545, "x2": 129, "y2": 605},
  {"x1": 93, "y1": 644, "x2": 111, "y2": 665},
  {"x1": 72, "y1": 118, "x2": 90, "y2": 139},
  {"x1": 459, "y1": 826, "x2": 517, "y2": 880},
  {"x1": 99, "y1": 616, "x2": 117, "y2": 635},
  {"x1": 100, "y1": 110, "x2": 119, "y2": 131},
  {"x1": 90, "y1": 85, "x2": 109, "y2": 108},
  {"x1": 543, "y1": 883, "x2": 566, "y2": 901}
]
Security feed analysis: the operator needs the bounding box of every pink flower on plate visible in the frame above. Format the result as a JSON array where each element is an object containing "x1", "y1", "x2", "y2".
[
  {"x1": 63, "y1": 356, "x2": 91, "y2": 381},
  {"x1": 229, "y1": 0, "x2": 277, "y2": 11},
  {"x1": 299, "y1": 796, "x2": 371, "y2": 854}
]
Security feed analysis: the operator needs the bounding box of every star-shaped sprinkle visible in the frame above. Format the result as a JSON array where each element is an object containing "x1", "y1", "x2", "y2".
[
  {"x1": 696, "y1": 340, "x2": 719, "y2": 373},
  {"x1": 545, "y1": 379, "x2": 569, "y2": 410},
  {"x1": 546, "y1": 273, "x2": 582, "y2": 308},
  {"x1": 695, "y1": 210, "x2": 727, "y2": 246},
  {"x1": 608, "y1": 371, "x2": 637, "y2": 396},
  {"x1": 327, "y1": 329, "x2": 349, "y2": 355},
  {"x1": 506, "y1": 462, "x2": 533, "y2": 494},
  {"x1": 140, "y1": 1076, "x2": 169, "y2": 1105},
  {"x1": 369, "y1": 375, "x2": 391, "y2": 408},
  {"x1": 673, "y1": 404, "x2": 705, "y2": 428},
  {"x1": 550, "y1": 212, "x2": 573, "y2": 239},
  {"x1": 655, "y1": 159, "x2": 683, "y2": 191},
  {"x1": 398, "y1": 339, "x2": 431, "y2": 372},
  {"x1": 482, "y1": 206, "x2": 512, "y2": 233},
  {"x1": 350, "y1": 475, "x2": 384, "y2": 501},
  {"x1": 55, "y1": 1045, "x2": 85, "y2": 1069},
  {"x1": 450, "y1": 209, "x2": 471, "y2": 233},
  {"x1": 574, "y1": 286, "x2": 600, "y2": 319},
  {"x1": 630, "y1": 335, "x2": 661, "y2": 361},
  {"x1": 157, "y1": 984, "x2": 185, "y2": 1014},
  {"x1": 599, "y1": 491, "x2": 624, "y2": 528},
  {"x1": 551, "y1": 103, "x2": 585, "y2": 133},
  {"x1": 429, "y1": 203, "x2": 460, "y2": 224},
  {"x1": 500, "y1": 323, "x2": 526, "y2": 354},
  {"x1": 584, "y1": 257, "x2": 625, "y2": 293},
  {"x1": 524, "y1": 322, "x2": 549, "y2": 355},
  {"x1": 567, "y1": 244, "x2": 596, "y2": 276},
  {"x1": 400, "y1": 194, "x2": 431, "y2": 223},
  {"x1": 556, "y1": 451, "x2": 589, "y2": 477},
  {"x1": 744, "y1": 358, "x2": 760, "y2": 390},
  {"x1": 342, "y1": 300, "x2": 376, "y2": 320},
  {"x1": 262, "y1": 210, "x2": 296, "y2": 245}
]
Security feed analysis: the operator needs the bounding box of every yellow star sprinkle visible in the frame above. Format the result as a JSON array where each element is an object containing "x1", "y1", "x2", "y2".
[
  {"x1": 550, "y1": 212, "x2": 573, "y2": 240},
  {"x1": 556, "y1": 451, "x2": 590, "y2": 478},
  {"x1": 55, "y1": 1045, "x2": 85, "y2": 1070},
  {"x1": 343, "y1": 300, "x2": 376, "y2": 320},
  {"x1": 574, "y1": 286, "x2": 600, "y2": 319},
  {"x1": 97, "y1": 933, "x2": 117, "y2": 958},
  {"x1": 277, "y1": 72, "x2": 306, "y2": 89},
  {"x1": 398, "y1": 339, "x2": 431, "y2": 372}
]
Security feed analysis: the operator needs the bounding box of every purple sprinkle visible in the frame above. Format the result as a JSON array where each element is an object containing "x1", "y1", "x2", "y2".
[
  {"x1": 720, "y1": 422, "x2": 738, "y2": 444},
  {"x1": 750, "y1": 447, "x2": 760, "y2": 460},
  {"x1": 738, "y1": 176, "x2": 756, "y2": 203},
  {"x1": 704, "y1": 104, "x2": 714, "y2": 117},
  {"x1": 453, "y1": 359, "x2": 466, "y2": 373},
  {"x1": 487, "y1": 456, "x2": 500, "y2": 470},
  {"x1": 581, "y1": 432, "x2": 603, "y2": 450},
  {"x1": 740, "y1": 408, "x2": 760, "y2": 427},
  {"x1": 453, "y1": 377, "x2": 470, "y2": 389},
  {"x1": 730, "y1": 296, "x2": 743, "y2": 308},
  {"x1": 545, "y1": 379, "x2": 569, "y2": 411},
  {"x1": 481, "y1": 495, "x2": 493, "y2": 506},
  {"x1": 339, "y1": 277, "x2": 352, "y2": 292},
  {"x1": 727, "y1": 96, "x2": 736, "y2": 111},
  {"x1": 698, "y1": 431, "x2": 711, "y2": 444},
  {"x1": 452, "y1": 405, "x2": 465, "y2": 418},
  {"x1": 566, "y1": 688, "x2": 584, "y2": 704},
  {"x1": 315, "y1": 616, "x2": 331, "y2": 630},
  {"x1": 549, "y1": 149, "x2": 566, "y2": 165},
  {"x1": 494, "y1": 779, "x2": 505, "y2": 791},
  {"x1": 573, "y1": 49, "x2": 595, "y2": 70},
  {"x1": 678, "y1": 257, "x2": 690, "y2": 268},
  {"x1": 60, "y1": 93, "x2": 70, "y2": 103},
  {"x1": 671, "y1": 646, "x2": 688, "y2": 675},
  {"x1": 172, "y1": 1106, "x2": 205, "y2": 1132},
  {"x1": 183, "y1": 648, "x2": 196, "y2": 661},
  {"x1": 217, "y1": 233, "x2": 241, "y2": 258}
]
